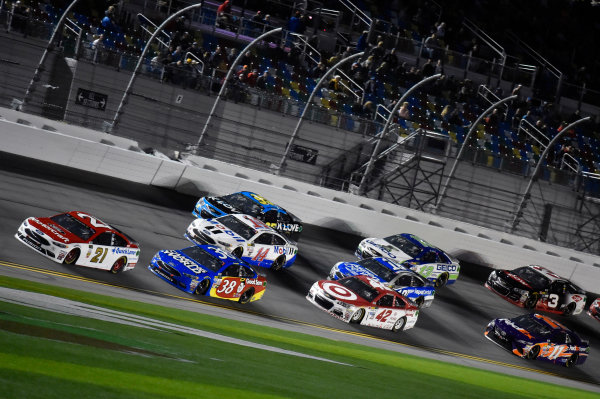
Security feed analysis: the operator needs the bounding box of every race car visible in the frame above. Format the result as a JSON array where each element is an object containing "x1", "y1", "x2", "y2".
[
  {"x1": 587, "y1": 298, "x2": 600, "y2": 322},
  {"x1": 306, "y1": 275, "x2": 420, "y2": 332},
  {"x1": 192, "y1": 191, "x2": 303, "y2": 241},
  {"x1": 148, "y1": 245, "x2": 267, "y2": 303},
  {"x1": 484, "y1": 313, "x2": 589, "y2": 367},
  {"x1": 185, "y1": 214, "x2": 297, "y2": 270},
  {"x1": 327, "y1": 257, "x2": 435, "y2": 308},
  {"x1": 355, "y1": 233, "x2": 460, "y2": 287},
  {"x1": 15, "y1": 211, "x2": 139, "y2": 273},
  {"x1": 485, "y1": 265, "x2": 586, "y2": 316}
]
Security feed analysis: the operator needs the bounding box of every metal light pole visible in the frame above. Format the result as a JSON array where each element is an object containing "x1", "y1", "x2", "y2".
[
  {"x1": 111, "y1": 3, "x2": 208, "y2": 131},
  {"x1": 358, "y1": 73, "x2": 441, "y2": 194},
  {"x1": 195, "y1": 27, "x2": 283, "y2": 149},
  {"x1": 510, "y1": 116, "x2": 590, "y2": 232},
  {"x1": 276, "y1": 52, "x2": 364, "y2": 174},
  {"x1": 22, "y1": 0, "x2": 80, "y2": 108},
  {"x1": 435, "y1": 94, "x2": 516, "y2": 208}
]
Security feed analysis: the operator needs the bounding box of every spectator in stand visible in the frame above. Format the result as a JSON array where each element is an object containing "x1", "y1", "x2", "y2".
[
  {"x1": 369, "y1": 41, "x2": 386, "y2": 62},
  {"x1": 263, "y1": 14, "x2": 272, "y2": 28},
  {"x1": 237, "y1": 64, "x2": 250, "y2": 83},
  {"x1": 362, "y1": 100, "x2": 375, "y2": 119},
  {"x1": 288, "y1": 11, "x2": 303, "y2": 33},
  {"x1": 341, "y1": 46, "x2": 353, "y2": 60},
  {"x1": 246, "y1": 69, "x2": 259, "y2": 87},
  {"x1": 209, "y1": 45, "x2": 227, "y2": 70},
  {"x1": 171, "y1": 45, "x2": 184, "y2": 63},
  {"x1": 256, "y1": 70, "x2": 269, "y2": 90},
  {"x1": 309, "y1": 62, "x2": 326, "y2": 79},
  {"x1": 435, "y1": 22, "x2": 446, "y2": 40},
  {"x1": 217, "y1": 0, "x2": 233, "y2": 30},
  {"x1": 329, "y1": 75, "x2": 342, "y2": 92},
  {"x1": 356, "y1": 31, "x2": 369, "y2": 52},
  {"x1": 101, "y1": 5, "x2": 116, "y2": 32},
  {"x1": 92, "y1": 34, "x2": 105, "y2": 50},
  {"x1": 422, "y1": 58, "x2": 435, "y2": 77},
  {"x1": 364, "y1": 76, "x2": 377, "y2": 97},
  {"x1": 398, "y1": 101, "x2": 411, "y2": 120},
  {"x1": 251, "y1": 10, "x2": 264, "y2": 35},
  {"x1": 424, "y1": 33, "x2": 438, "y2": 60},
  {"x1": 383, "y1": 48, "x2": 399, "y2": 73},
  {"x1": 351, "y1": 61, "x2": 367, "y2": 85},
  {"x1": 188, "y1": 41, "x2": 203, "y2": 59}
]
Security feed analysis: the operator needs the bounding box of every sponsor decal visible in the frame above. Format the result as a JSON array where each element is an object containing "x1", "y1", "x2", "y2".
[
  {"x1": 163, "y1": 250, "x2": 207, "y2": 274},
  {"x1": 273, "y1": 246, "x2": 294, "y2": 256},
  {"x1": 35, "y1": 221, "x2": 69, "y2": 242},
  {"x1": 266, "y1": 222, "x2": 302, "y2": 233},
  {"x1": 506, "y1": 272, "x2": 531, "y2": 288},
  {"x1": 20, "y1": 235, "x2": 43, "y2": 251},
  {"x1": 155, "y1": 268, "x2": 175, "y2": 282},
  {"x1": 322, "y1": 282, "x2": 358, "y2": 301},
  {"x1": 212, "y1": 198, "x2": 237, "y2": 212},
  {"x1": 111, "y1": 248, "x2": 138, "y2": 256},
  {"x1": 571, "y1": 294, "x2": 583, "y2": 302},
  {"x1": 402, "y1": 288, "x2": 432, "y2": 296},
  {"x1": 436, "y1": 264, "x2": 458, "y2": 272},
  {"x1": 344, "y1": 264, "x2": 377, "y2": 278}
]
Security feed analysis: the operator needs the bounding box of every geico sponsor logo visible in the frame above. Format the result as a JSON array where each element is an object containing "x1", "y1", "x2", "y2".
[
  {"x1": 111, "y1": 247, "x2": 138, "y2": 256},
  {"x1": 164, "y1": 250, "x2": 207, "y2": 274},
  {"x1": 436, "y1": 264, "x2": 458, "y2": 272}
]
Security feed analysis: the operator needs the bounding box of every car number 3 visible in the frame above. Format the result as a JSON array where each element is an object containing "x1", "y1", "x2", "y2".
[{"x1": 548, "y1": 293, "x2": 559, "y2": 308}]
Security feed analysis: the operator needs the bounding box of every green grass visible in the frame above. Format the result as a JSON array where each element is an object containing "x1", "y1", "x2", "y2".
[{"x1": 0, "y1": 275, "x2": 597, "y2": 399}]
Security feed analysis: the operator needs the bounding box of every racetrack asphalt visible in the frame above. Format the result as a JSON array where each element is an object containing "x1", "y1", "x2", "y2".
[{"x1": 0, "y1": 152, "x2": 599, "y2": 393}]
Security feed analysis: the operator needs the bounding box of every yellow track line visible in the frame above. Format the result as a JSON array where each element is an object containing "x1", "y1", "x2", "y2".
[{"x1": 0, "y1": 260, "x2": 582, "y2": 381}]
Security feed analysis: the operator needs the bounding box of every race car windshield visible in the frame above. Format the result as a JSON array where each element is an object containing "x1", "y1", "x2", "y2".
[
  {"x1": 50, "y1": 213, "x2": 95, "y2": 240},
  {"x1": 383, "y1": 235, "x2": 421, "y2": 258},
  {"x1": 513, "y1": 267, "x2": 550, "y2": 290},
  {"x1": 511, "y1": 314, "x2": 553, "y2": 337},
  {"x1": 222, "y1": 193, "x2": 262, "y2": 215},
  {"x1": 180, "y1": 246, "x2": 223, "y2": 271},
  {"x1": 217, "y1": 215, "x2": 256, "y2": 240},
  {"x1": 357, "y1": 258, "x2": 396, "y2": 282},
  {"x1": 339, "y1": 278, "x2": 379, "y2": 302}
]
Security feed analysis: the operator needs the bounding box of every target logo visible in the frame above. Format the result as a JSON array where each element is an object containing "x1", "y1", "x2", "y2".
[{"x1": 322, "y1": 282, "x2": 358, "y2": 301}]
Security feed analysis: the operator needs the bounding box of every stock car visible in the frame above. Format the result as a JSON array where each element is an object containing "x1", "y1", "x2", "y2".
[
  {"x1": 306, "y1": 275, "x2": 420, "y2": 332},
  {"x1": 355, "y1": 233, "x2": 460, "y2": 287},
  {"x1": 192, "y1": 191, "x2": 303, "y2": 241},
  {"x1": 185, "y1": 214, "x2": 298, "y2": 270},
  {"x1": 327, "y1": 257, "x2": 435, "y2": 308},
  {"x1": 485, "y1": 265, "x2": 587, "y2": 316},
  {"x1": 588, "y1": 298, "x2": 600, "y2": 322},
  {"x1": 148, "y1": 245, "x2": 267, "y2": 303},
  {"x1": 15, "y1": 211, "x2": 139, "y2": 273},
  {"x1": 484, "y1": 313, "x2": 589, "y2": 368}
]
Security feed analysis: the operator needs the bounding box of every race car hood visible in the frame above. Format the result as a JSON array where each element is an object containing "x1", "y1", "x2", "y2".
[
  {"x1": 158, "y1": 250, "x2": 209, "y2": 275},
  {"x1": 27, "y1": 217, "x2": 79, "y2": 243},
  {"x1": 193, "y1": 219, "x2": 247, "y2": 247},
  {"x1": 205, "y1": 196, "x2": 241, "y2": 215},
  {"x1": 336, "y1": 262, "x2": 385, "y2": 281},
  {"x1": 493, "y1": 318, "x2": 538, "y2": 342},
  {"x1": 498, "y1": 270, "x2": 534, "y2": 291},
  {"x1": 315, "y1": 280, "x2": 373, "y2": 307},
  {"x1": 365, "y1": 238, "x2": 413, "y2": 261}
]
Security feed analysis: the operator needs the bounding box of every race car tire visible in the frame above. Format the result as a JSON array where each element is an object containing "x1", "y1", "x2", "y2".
[
  {"x1": 524, "y1": 293, "x2": 539, "y2": 309},
  {"x1": 563, "y1": 302, "x2": 576, "y2": 316},
  {"x1": 527, "y1": 345, "x2": 541, "y2": 360},
  {"x1": 238, "y1": 288, "x2": 254, "y2": 304},
  {"x1": 392, "y1": 317, "x2": 407, "y2": 332},
  {"x1": 565, "y1": 353, "x2": 579, "y2": 368},
  {"x1": 271, "y1": 256, "x2": 285, "y2": 272},
  {"x1": 110, "y1": 257, "x2": 126, "y2": 274},
  {"x1": 232, "y1": 247, "x2": 243, "y2": 258},
  {"x1": 63, "y1": 248, "x2": 80, "y2": 265},
  {"x1": 435, "y1": 273, "x2": 449, "y2": 288},
  {"x1": 194, "y1": 279, "x2": 211, "y2": 295},
  {"x1": 350, "y1": 308, "x2": 365, "y2": 324},
  {"x1": 415, "y1": 296, "x2": 424, "y2": 308}
]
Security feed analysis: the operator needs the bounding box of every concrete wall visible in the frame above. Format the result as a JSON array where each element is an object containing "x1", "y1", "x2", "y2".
[{"x1": 2, "y1": 112, "x2": 599, "y2": 295}]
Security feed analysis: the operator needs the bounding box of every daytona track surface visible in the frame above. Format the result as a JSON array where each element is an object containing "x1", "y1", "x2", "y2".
[{"x1": 0, "y1": 154, "x2": 599, "y2": 391}]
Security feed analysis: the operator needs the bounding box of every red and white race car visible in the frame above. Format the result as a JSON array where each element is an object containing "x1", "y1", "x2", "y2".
[
  {"x1": 306, "y1": 275, "x2": 419, "y2": 332},
  {"x1": 15, "y1": 211, "x2": 140, "y2": 273},
  {"x1": 588, "y1": 298, "x2": 600, "y2": 322}
]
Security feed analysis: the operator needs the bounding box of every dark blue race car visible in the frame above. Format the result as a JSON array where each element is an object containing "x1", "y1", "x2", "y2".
[
  {"x1": 193, "y1": 191, "x2": 303, "y2": 241},
  {"x1": 148, "y1": 245, "x2": 267, "y2": 304},
  {"x1": 327, "y1": 257, "x2": 435, "y2": 308},
  {"x1": 484, "y1": 313, "x2": 589, "y2": 368}
]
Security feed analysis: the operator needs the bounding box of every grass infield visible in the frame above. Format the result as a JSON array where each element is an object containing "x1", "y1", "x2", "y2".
[{"x1": 0, "y1": 275, "x2": 596, "y2": 399}]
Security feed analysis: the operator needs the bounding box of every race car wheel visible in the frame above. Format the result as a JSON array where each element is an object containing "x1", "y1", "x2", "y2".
[
  {"x1": 565, "y1": 353, "x2": 579, "y2": 368},
  {"x1": 110, "y1": 257, "x2": 126, "y2": 274},
  {"x1": 527, "y1": 345, "x2": 541, "y2": 360},
  {"x1": 271, "y1": 256, "x2": 285, "y2": 272},
  {"x1": 63, "y1": 248, "x2": 80, "y2": 265},
  {"x1": 415, "y1": 296, "x2": 425, "y2": 308},
  {"x1": 238, "y1": 288, "x2": 254, "y2": 304},
  {"x1": 563, "y1": 302, "x2": 576, "y2": 316},
  {"x1": 194, "y1": 279, "x2": 211, "y2": 295},
  {"x1": 350, "y1": 308, "x2": 365, "y2": 324},
  {"x1": 524, "y1": 293, "x2": 539, "y2": 309},
  {"x1": 435, "y1": 273, "x2": 449, "y2": 288},
  {"x1": 232, "y1": 247, "x2": 243, "y2": 258},
  {"x1": 392, "y1": 317, "x2": 407, "y2": 332}
]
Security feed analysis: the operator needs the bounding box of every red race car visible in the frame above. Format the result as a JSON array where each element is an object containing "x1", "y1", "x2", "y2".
[
  {"x1": 15, "y1": 211, "x2": 139, "y2": 273},
  {"x1": 588, "y1": 298, "x2": 600, "y2": 322},
  {"x1": 306, "y1": 275, "x2": 419, "y2": 332}
]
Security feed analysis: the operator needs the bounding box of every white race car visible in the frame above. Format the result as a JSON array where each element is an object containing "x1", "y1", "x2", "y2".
[
  {"x1": 186, "y1": 214, "x2": 297, "y2": 270},
  {"x1": 356, "y1": 233, "x2": 460, "y2": 287},
  {"x1": 15, "y1": 211, "x2": 140, "y2": 273}
]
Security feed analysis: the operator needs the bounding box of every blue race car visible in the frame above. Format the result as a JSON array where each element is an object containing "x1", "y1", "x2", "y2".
[
  {"x1": 148, "y1": 245, "x2": 267, "y2": 304},
  {"x1": 327, "y1": 257, "x2": 435, "y2": 308},
  {"x1": 193, "y1": 191, "x2": 303, "y2": 241},
  {"x1": 356, "y1": 233, "x2": 460, "y2": 287},
  {"x1": 485, "y1": 313, "x2": 589, "y2": 368}
]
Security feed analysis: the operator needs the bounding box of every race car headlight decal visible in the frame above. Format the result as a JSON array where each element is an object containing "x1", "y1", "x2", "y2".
[
  {"x1": 217, "y1": 241, "x2": 232, "y2": 248},
  {"x1": 338, "y1": 301, "x2": 351, "y2": 308},
  {"x1": 513, "y1": 288, "x2": 528, "y2": 296},
  {"x1": 52, "y1": 241, "x2": 67, "y2": 248}
]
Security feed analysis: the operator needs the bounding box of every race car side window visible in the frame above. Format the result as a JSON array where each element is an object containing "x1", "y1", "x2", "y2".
[
  {"x1": 254, "y1": 233, "x2": 274, "y2": 245},
  {"x1": 239, "y1": 265, "x2": 254, "y2": 278},
  {"x1": 111, "y1": 234, "x2": 127, "y2": 247},
  {"x1": 421, "y1": 251, "x2": 437, "y2": 263},
  {"x1": 395, "y1": 275, "x2": 413, "y2": 287},
  {"x1": 222, "y1": 264, "x2": 240, "y2": 277},
  {"x1": 271, "y1": 235, "x2": 286, "y2": 246},
  {"x1": 376, "y1": 295, "x2": 394, "y2": 307},
  {"x1": 393, "y1": 297, "x2": 406, "y2": 308},
  {"x1": 92, "y1": 232, "x2": 113, "y2": 245},
  {"x1": 263, "y1": 210, "x2": 278, "y2": 224}
]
